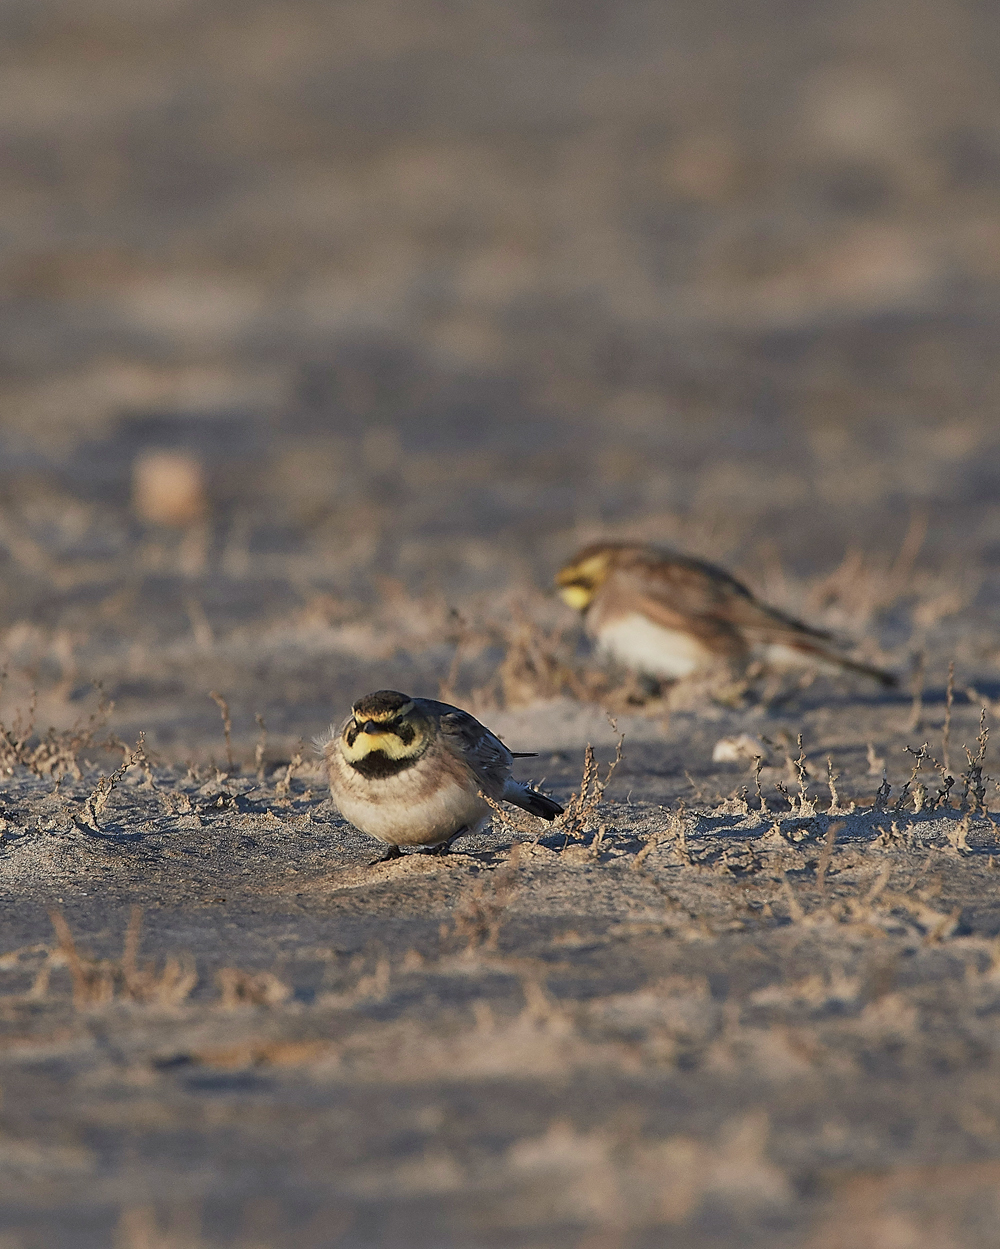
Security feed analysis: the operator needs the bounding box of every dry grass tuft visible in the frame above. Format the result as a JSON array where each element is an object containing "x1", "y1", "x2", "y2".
[
  {"x1": 632, "y1": 804, "x2": 689, "y2": 872},
  {"x1": 447, "y1": 846, "x2": 524, "y2": 951},
  {"x1": 47, "y1": 908, "x2": 197, "y2": 1009},
  {"x1": 478, "y1": 789, "x2": 545, "y2": 838},
  {"x1": 482, "y1": 616, "x2": 589, "y2": 707},
  {"x1": 558, "y1": 727, "x2": 625, "y2": 842},
  {"x1": 81, "y1": 733, "x2": 152, "y2": 831},
  {"x1": 0, "y1": 684, "x2": 115, "y2": 782},
  {"x1": 448, "y1": 598, "x2": 646, "y2": 711},
  {"x1": 274, "y1": 740, "x2": 305, "y2": 800},
  {"x1": 119, "y1": 910, "x2": 198, "y2": 1005},
  {"x1": 505, "y1": 1109, "x2": 789, "y2": 1230},
  {"x1": 254, "y1": 712, "x2": 268, "y2": 778},
  {"x1": 959, "y1": 707, "x2": 991, "y2": 814},
  {"x1": 215, "y1": 967, "x2": 291, "y2": 1009},
  {"x1": 209, "y1": 690, "x2": 234, "y2": 771},
  {"x1": 803, "y1": 512, "x2": 928, "y2": 629}
]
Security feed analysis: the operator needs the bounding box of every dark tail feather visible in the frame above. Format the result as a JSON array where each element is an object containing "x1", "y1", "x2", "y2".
[
  {"x1": 835, "y1": 655, "x2": 898, "y2": 688},
  {"x1": 794, "y1": 641, "x2": 897, "y2": 688},
  {"x1": 512, "y1": 788, "x2": 564, "y2": 821}
]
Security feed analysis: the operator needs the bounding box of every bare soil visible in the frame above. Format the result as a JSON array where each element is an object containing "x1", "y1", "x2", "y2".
[{"x1": 3, "y1": 2, "x2": 1000, "y2": 1246}]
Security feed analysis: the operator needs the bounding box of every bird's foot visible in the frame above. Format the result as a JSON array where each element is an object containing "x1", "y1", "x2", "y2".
[
  {"x1": 427, "y1": 827, "x2": 469, "y2": 856},
  {"x1": 622, "y1": 672, "x2": 665, "y2": 705},
  {"x1": 373, "y1": 843, "x2": 403, "y2": 864}
]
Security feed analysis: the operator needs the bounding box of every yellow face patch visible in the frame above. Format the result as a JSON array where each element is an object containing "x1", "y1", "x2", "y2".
[
  {"x1": 341, "y1": 728, "x2": 423, "y2": 763},
  {"x1": 558, "y1": 583, "x2": 594, "y2": 611},
  {"x1": 341, "y1": 702, "x2": 428, "y2": 767},
  {"x1": 555, "y1": 552, "x2": 611, "y2": 612}
]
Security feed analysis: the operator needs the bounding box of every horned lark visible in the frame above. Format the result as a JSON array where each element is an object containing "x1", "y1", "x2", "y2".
[
  {"x1": 556, "y1": 542, "x2": 896, "y2": 688},
  {"x1": 322, "y1": 690, "x2": 564, "y2": 860}
]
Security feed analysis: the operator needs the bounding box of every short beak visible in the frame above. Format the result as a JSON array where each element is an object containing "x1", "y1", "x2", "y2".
[{"x1": 361, "y1": 719, "x2": 385, "y2": 734}]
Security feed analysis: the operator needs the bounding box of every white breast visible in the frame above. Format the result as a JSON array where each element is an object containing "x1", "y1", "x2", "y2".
[
  {"x1": 594, "y1": 613, "x2": 713, "y2": 679},
  {"x1": 332, "y1": 769, "x2": 490, "y2": 847},
  {"x1": 758, "y1": 641, "x2": 837, "y2": 675}
]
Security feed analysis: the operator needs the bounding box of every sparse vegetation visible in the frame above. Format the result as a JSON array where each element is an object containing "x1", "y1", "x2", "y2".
[
  {"x1": 1, "y1": 0, "x2": 1000, "y2": 1242},
  {"x1": 0, "y1": 684, "x2": 115, "y2": 782},
  {"x1": 0, "y1": 721, "x2": 997, "y2": 1247},
  {"x1": 556, "y1": 726, "x2": 625, "y2": 841},
  {"x1": 44, "y1": 908, "x2": 197, "y2": 1008}
]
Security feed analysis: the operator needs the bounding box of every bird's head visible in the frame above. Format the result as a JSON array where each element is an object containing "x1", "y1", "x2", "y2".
[
  {"x1": 554, "y1": 545, "x2": 617, "y2": 612},
  {"x1": 340, "y1": 690, "x2": 430, "y2": 773}
]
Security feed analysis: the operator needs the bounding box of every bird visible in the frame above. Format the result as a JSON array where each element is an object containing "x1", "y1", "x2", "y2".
[
  {"x1": 322, "y1": 690, "x2": 564, "y2": 860},
  {"x1": 555, "y1": 542, "x2": 896, "y2": 689}
]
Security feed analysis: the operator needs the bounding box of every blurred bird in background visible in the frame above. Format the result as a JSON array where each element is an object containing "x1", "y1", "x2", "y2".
[{"x1": 556, "y1": 542, "x2": 896, "y2": 691}]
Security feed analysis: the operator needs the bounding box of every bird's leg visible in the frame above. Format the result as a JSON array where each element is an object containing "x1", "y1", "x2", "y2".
[
  {"x1": 639, "y1": 673, "x2": 663, "y2": 700},
  {"x1": 625, "y1": 672, "x2": 663, "y2": 704},
  {"x1": 428, "y1": 826, "x2": 469, "y2": 856},
  {"x1": 373, "y1": 843, "x2": 403, "y2": 864}
]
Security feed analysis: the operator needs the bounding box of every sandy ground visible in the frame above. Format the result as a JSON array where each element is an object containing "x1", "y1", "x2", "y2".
[
  {"x1": 4, "y1": 685, "x2": 1000, "y2": 1249},
  {"x1": 3, "y1": 1, "x2": 1000, "y2": 1246}
]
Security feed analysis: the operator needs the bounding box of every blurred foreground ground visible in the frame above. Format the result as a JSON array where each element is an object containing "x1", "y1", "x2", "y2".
[{"x1": 3, "y1": 1, "x2": 1000, "y2": 1246}]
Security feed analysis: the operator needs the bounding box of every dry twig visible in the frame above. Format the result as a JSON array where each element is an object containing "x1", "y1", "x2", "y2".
[
  {"x1": 275, "y1": 741, "x2": 305, "y2": 799},
  {"x1": 557, "y1": 727, "x2": 625, "y2": 842},
  {"x1": 81, "y1": 733, "x2": 149, "y2": 832},
  {"x1": 210, "y1": 690, "x2": 234, "y2": 771}
]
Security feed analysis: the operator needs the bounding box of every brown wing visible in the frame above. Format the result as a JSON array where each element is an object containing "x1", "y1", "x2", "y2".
[
  {"x1": 419, "y1": 700, "x2": 513, "y2": 798},
  {"x1": 605, "y1": 548, "x2": 832, "y2": 651}
]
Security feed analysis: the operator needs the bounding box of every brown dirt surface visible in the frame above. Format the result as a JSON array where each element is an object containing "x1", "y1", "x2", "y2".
[{"x1": 3, "y1": 1, "x2": 1000, "y2": 1246}]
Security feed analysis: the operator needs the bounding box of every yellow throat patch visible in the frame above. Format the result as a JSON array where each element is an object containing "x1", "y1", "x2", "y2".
[
  {"x1": 341, "y1": 728, "x2": 421, "y2": 763},
  {"x1": 558, "y1": 583, "x2": 594, "y2": 611},
  {"x1": 555, "y1": 551, "x2": 612, "y2": 611}
]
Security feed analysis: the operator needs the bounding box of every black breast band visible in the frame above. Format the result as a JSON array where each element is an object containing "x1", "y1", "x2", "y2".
[{"x1": 349, "y1": 751, "x2": 419, "y2": 779}]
